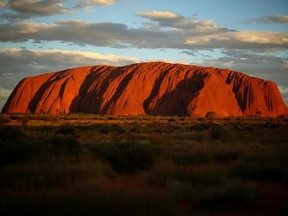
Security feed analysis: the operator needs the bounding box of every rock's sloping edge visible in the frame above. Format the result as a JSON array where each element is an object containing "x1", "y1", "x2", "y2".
[{"x1": 2, "y1": 62, "x2": 288, "y2": 117}]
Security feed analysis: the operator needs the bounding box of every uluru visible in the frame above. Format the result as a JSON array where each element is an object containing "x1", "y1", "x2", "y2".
[{"x1": 2, "y1": 62, "x2": 287, "y2": 117}]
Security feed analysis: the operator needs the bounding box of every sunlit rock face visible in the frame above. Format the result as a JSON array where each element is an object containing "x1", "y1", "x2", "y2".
[{"x1": 2, "y1": 62, "x2": 287, "y2": 117}]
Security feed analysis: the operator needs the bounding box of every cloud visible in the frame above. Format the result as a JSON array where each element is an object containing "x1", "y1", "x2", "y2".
[
  {"x1": 8, "y1": 0, "x2": 68, "y2": 15},
  {"x1": 243, "y1": 14, "x2": 288, "y2": 24},
  {"x1": 0, "y1": 48, "x2": 139, "y2": 71},
  {"x1": 0, "y1": 48, "x2": 140, "y2": 83},
  {"x1": 0, "y1": 87, "x2": 13, "y2": 98},
  {"x1": 0, "y1": 1, "x2": 7, "y2": 7},
  {"x1": 278, "y1": 86, "x2": 288, "y2": 106},
  {"x1": 0, "y1": 18, "x2": 287, "y2": 51},
  {"x1": 138, "y1": 11, "x2": 288, "y2": 50},
  {"x1": 1, "y1": 0, "x2": 120, "y2": 20},
  {"x1": 138, "y1": 11, "x2": 180, "y2": 20},
  {"x1": 0, "y1": 20, "x2": 180, "y2": 49},
  {"x1": 184, "y1": 31, "x2": 288, "y2": 50},
  {"x1": 138, "y1": 10, "x2": 221, "y2": 32},
  {"x1": 279, "y1": 86, "x2": 288, "y2": 94},
  {"x1": 0, "y1": 11, "x2": 285, "y2": 51},
  {"x1": 75, "y1": 0, "x2": 119, "y2": 8},
  {"x1": 0, "y1": 87, "x2": 13, "y2": 111},
  {"x1": 1, "y1": 0, "x2": 69, "y2": 20}
]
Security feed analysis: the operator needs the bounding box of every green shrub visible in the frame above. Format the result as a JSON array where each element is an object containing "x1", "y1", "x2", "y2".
[
  {"x1": 17, "y1": 116, "x2": 30, "y2": 125},
  {"x1": 95, "y1": 124, "x2": 121, "y2": 134},
  {"x1": 200, "y1": 183, "x2": 259, "y2": 209},
  {"x1": 166, "y1": 151, "x2": 214, "y2": 165},
  {"x1": 0, "y1": 127, "x2": 32, "y2": 167},
  {"x1": 189, "y1": 167, "x2": 228, "y2": 188},
  {"x1": 147, "y1": 160, "x2": 190, "y2": 188},
  {"x1": 107, "y1": 116, "x2": 116, "y2": 120},
  {"x1": 130, "y1": 128, "x2": 137, "y2": 133},
  {"x1": 29, "y1": 114, "x2": 58, "y2": 121},
  {"x1": 214, "y1": 152, "x2": 240, "y2": 161},
  {"x1": 55, "y1": 127, "x2": 76, "y2": 136},
  {"x1": 0, "y1": 115, "x2": 11, "y2": 124},
  {"x1": 168, "y1": 118, "x2": 176, "y2": 122},
  {"x1": 148, "y1": 160, "x2": 227, "y2": 189},
  {"x1": 48, "y1": 136, "x2": 81, "y2": 156},
  {"x1": 91, "y1": 142, "x2": 157, "y2": 173},
  {"x1": 0, "y1": 138, "x2": 38, "y2": 167},
  {"x1": 231, "y1": 148, "x2": 288, "y2": 181},
  {"x1": 256, "y1": 110, "x2": 262, "y2": 117},
  {"x1": 231, "y1": 161, "x2": 287, "y2": 181},
  {"x1": 190, "y1": 125, "x2": 205, "y2": 131},
  {"x1": 0, "y1": 126, "x2": 26, "y2": 141},
  {"x1": 168, "y1": 180, "x2": 197, "y2": 202},
  {"x1": 0, "y1": 157, "x2": 113, "y2": 189},
  {"x1": 210, "y1": 125, "x2": 230, "y2": 140},
  {"x1": 0, "y1": 127, "x2": 82, "y2": 167}
]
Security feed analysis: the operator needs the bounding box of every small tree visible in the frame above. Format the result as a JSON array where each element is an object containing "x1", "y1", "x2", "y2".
[
  {"x1": 205, "y1": 111, "x2": 217, "y2": 119},
  {"x1": 17, "y1": 116, "x2": 30, "y2": 126},
  {"x1": 0, "y1": 115, "x2": 11, "y2": 125},
  {"x1": 256, "y1": 110, "x2": 262, "y2": 117}
]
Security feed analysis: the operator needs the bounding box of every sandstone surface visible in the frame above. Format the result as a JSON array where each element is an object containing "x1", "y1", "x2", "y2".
[{"x1": 2, "y1": 62, "x2": 287, "y2": 117}]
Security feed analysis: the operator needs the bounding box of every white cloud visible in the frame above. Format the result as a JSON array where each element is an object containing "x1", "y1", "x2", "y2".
[
  {"x1": 138, "y1": 10, "x2": 219, "y2": 31},
  {"x1": 1, "y1": 0, "x2": 70, "y2": 20},
  {"x1": 75, "y1": 0, "x2": 119, "y2": 8},
  {"x1": 278, "y1": 86, "x2": 288, "y2": 106},
  {"x1": 0, "y1": 87, "x2": 13, "y2": 98},
  {"x1": 0, "y1": 20, "x2": 179, "y2": 48},
  {"x1": 9, "y1": 0, "x2": 68, "y2": 15},
  {"x1": 0, "y1": 87, "x2": 13, "y2": 112},
  {"x1": 0, "y1": 48, "x2": 140, "y2": 82},
  {"x1": 279, "y1": 86, "x2": 288, "y2": 94},
  {"x1": 235, "y1": 31, "x2": 288, "y2": 44},
  {"x1": 1, "y1": 11, "x2": 287, "y2": 51},
  {"x1": 0, "y1": 1, "x2": 6, "y2": 7},
  {"x1": 138, "y1": 11, "x2": 179, "y2": 20},
  {"x1": 0, "y1": 48, "x2": 139, "y2": 68},
  {"x1": 1, "y1": 0, "x2": 120, "y2": 20},
  {"x1": 184, "y1": 31, "x2": 288, "y2": 49},
  {"x1": 0, "y1": 19, "x2": 287, "y2": 51},
  {"x1": 243, "y1": 14, "x2": 288, "y2": 24}
]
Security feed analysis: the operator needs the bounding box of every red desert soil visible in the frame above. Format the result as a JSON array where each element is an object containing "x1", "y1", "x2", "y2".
[{"x1": 2, "y1": 62, "x2": 287, "y2": 117}]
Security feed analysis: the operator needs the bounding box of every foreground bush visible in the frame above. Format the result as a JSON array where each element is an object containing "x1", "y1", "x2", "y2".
[
  {"x1": 0, "y1": 187, "x2": 182, "y2": 216},
  {"x1": 0, "y1": 126, "x2": 26, "y2": 141},
  {"x1": 0, "y1": 157, "x2": 113, "y2": 189},
  {"x1": 209, "y1": 125, "x2": 230, "y2": 140},
  {"x1": 0, "y1": 127, "x2": 81, "y2": 167},
  {"x1": 0, "y1": 127, "x2": 32, "y2": 167},
  {"x1": 0, "y1": 115, "x2": 11, "y2": 124},
  {"x1": 48, "y1": 136, "x2": 81, "y2": 156},
  {"x1": 198, "y1": 183, "x2": 259, "y2": 210},
  {"x1": 91, "y1": 142, "x2": 157, "y2": 173}
]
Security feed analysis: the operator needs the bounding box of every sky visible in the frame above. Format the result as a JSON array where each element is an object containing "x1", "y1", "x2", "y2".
[{"x1": 0, "y1": 0, "x2": 288, "y2": 110}]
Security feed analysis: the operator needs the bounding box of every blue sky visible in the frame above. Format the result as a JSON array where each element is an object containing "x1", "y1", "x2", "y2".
[{"x1": 0, "y1": 0, "x2": 288, "y2": 110}]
